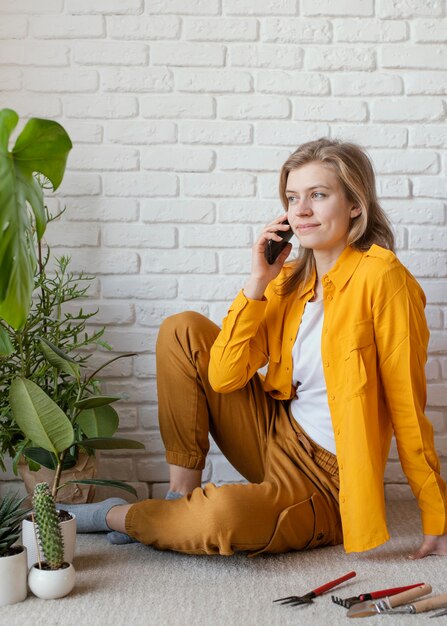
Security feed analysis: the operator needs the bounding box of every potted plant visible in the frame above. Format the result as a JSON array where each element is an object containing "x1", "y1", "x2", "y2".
[
  {"x1": 0, "y1": 492, "x2": 30, "y2": 606},
  {"x1": 27, "y1": 482, "x2": 76, "y2": 600}
]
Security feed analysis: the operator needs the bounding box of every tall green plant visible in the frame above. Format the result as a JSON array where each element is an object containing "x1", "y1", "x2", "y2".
[
  {"x1": 0, "y1": 108, "x2": 72, "y2": 332},
  {"x1": 32, "y1": 482, "x2": 64, "y2": 569}
]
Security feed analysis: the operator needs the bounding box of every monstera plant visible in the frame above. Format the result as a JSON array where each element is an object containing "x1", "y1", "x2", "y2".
[{"x1": 0, "y1": 108, "x2": 72, "y2": 338}]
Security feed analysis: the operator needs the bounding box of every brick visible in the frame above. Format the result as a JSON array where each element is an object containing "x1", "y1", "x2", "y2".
[
  {"x1": 410, "y1": 227, "x2": 446, "y2": 250},
  {"x1": 151, "y1": 483, "x2": 169, "y2": 498},
  {"x1": 307, "y1": 46, "x2": 375, "y2": 71},
  {"x1": 301, "y1": 0, "x2": 373, "y2": 16},
  {"x1": 224, "y1": 0, "x2": 296, "y2": 15},
  {"x1": 293, "y1": 99, "x2": 367, "y2": 122},
  {"x1": 426, "y1": 358, "x2": 441, "y2": 382},
  {"x1": 257, "y1": 70, "x2": 329, "y2": 95},
  {"x1": 178, "y1": 276, "x2": 245, "y2": 301},
  {"x1": 65, "y1": 95, "x2": 138, "y2": 119},
  {"x1": 425, "y1": 306, "x2": 443, "y2": 330},
  {"x1": 404, "y1": 72, "x2": 447, "y2": 95},
  {"x1": 442, "y1": 358, "x2": 447, "y2": 377},
  {"x1": 175, "y1": 69, "x2": 252, "y2": 93},
  {"x1": 63, "y1": 121, "x2": 103, "y2": 144},
  {"x1": 104, "y1": 330, "x2": 157, "y2": 354},
  {"x1": 151, "y1": 42, "x2": 225, "y2": 67},
  {"x1": 219, "y1": 95, "x2": 290, "y2": 119},
  {"x1": 134, "y1": 355, "x2": 157, "y2": 379},
  {"x1": 218, "y1": 199, "x2": 284, "y2": 223},
  {"x1": 256, "y1": 121, "x2": 329, "y2": 145},
  {"x1": 50, "y1": 249, "x2": 139, "y2": 275},
  {"x1": 66, "y1": 0, "x2": 143, "y2": 14},
  {"x1": 105, "y1": 120, "x2": 176, "y2": 145},
  {"x1": 184, "y1": 173, "x2": 255, "y2": 197},
  {"x1": 136, "y1": 303, "x2": 209, "y2": 327},
  {"x1": 331, "y1": 72, "x2": 403, "y2": 96},
  {"x1": 381, "y1": 45, "x2": 447, "y2": 69},
  {"x1": 377, "y1": 0, "x2": 443, "y2": 18},
  {"x1": 371, "y1": 98, "x2": 444, "y2": 122},
  {"x1": 331, "y1": 124, "x2": 407, "y2": 148},
  {"x1": 73, "y1": 42, "x2": 147, "y2": 65},
  {"x1": 146, "y1": 0, "x2": 220, "y2": 15},
  {"x1": 96, "y1": 458, "x2": 134, "y2": 481},
  {"x1": 397, "y1": 251, "x2": 447, "y2": 277},
  {"x1": 139, "y1": 404, "x2": 159, "y2": 429},
  {"x1": 136, "y1": 457, "x2": 169, "y2": 482},
  {"x1": 65, "y1": 198, "x2": 138, "y2": 222},
  {"x1": 103, "y1": 172, "x2": 177, "y2": 197},
  {"x1": 413, "y1": 176, "x2": 447, "y2": 199},
  {"x1": 68, "y1": 146, "x2": 139, "y2": 171},
  {"x1": 382, "y1": 200, "x2": 445, "y2": 225},
  {"x1": 141, "y1": 147, "x2": 214, "y2": 172},
  {"x1": 107, "y1": 15, "x2": 180, "y2": 39},
  {"x1": 44, "y1": 221, "x2": 100, "y2": 247},
  {"x1": 31, "y1": 15, "x2": 104, "y2": 38},
  {"x1": 0, "y1": 16, "x2": 27, "y2": 38},
  {"x1": 101, "y1": 275, "x2": 177, "y2": 300},
  {"x1": 93, "y1": 481, "x2": 149, "y2": 501},
  {"x1": 0, "y1": 94, "x2": 61, "y2": 118},
  {"x1": 219, "y1": 249, "x2": 253, "y2": 274},
  {"x1": 0, "y1": 41, "x2": 69, "y2": 66},
  {"x1": 427, "y1": 383, "x2": 447, "y2": 406},
  {"x1": 369, "y1": 149, "x2": 439, "y2": 175},
  {"x1": 208, "y1": 302, "x2": 232, "y2": 325},
  {"x1": 86, "y1": 352, "x2": 134, "y2": 376},
  {"x1": 376, "y1": 176, "x2": 410, "y2": 197},
  {"x1": 334, "y1": 18, "x2": 407, "y2": 42},
  {"x1": 429, "y1": 332, "x2": 447, "y2": 354},
  {"x1": 103, "y1": 224, "x2": 176, "y2": 248},
  {"x1": 262, "y1": 18, "x2": 331, "y2": 43},
  {"x1": 229, "y1": 44, "x2": 303, "y2": 69},
  {"x1": 217, "y1": 147, "x2": 290, "y2": 171},
  {"x1": 24, "y1": 68, "x2": 98, "y2": 93},
  {"x1": 141, "y1": 94, "x2": 214, "y2": 119},
  {"x1": 259, "y1": 172, "x2": 282, "y2": 198},
  {"x1": 413, "y1": 18, "x2": 447, "y2": 42},
  {"x1": 140, "y1": 199, "x2": 214, "y2": 223},
  {"x1": 179, "y1": 121, "x2": 252, "y2": 144},
  {"x1": 184, "y1": 17, "x2": 258, "y2": 41},
  {"x1": 181, "y1": 225, "x2": 252, "y2": 248},
  {"x1": 0, "y1": 0, "x2": 63, "y2": 13},
  {"x1": 141, "y1": 250, "x2": 217, "y2": 274},
  {"x1": 420, "y1": 281, "x2": 447, "y2": 304},
  {"x1": 394, "y1": 226, "x2": 407, "y2": 250},
  {"x1": 427, "y1": 411, "x2": 446, "y2": 434},
  {"x1": 0, "y1": 68, "x2": 22, "y2": 91},
  {"x1": 101, "y1": 67, "x2": 173, "y2": 93}
]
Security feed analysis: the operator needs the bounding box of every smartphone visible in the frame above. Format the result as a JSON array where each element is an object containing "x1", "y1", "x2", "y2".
[{"x1": 264, "y1": 220, "x2": 293, "y2": 265}]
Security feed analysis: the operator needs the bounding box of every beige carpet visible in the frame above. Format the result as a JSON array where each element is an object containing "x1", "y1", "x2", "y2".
[{"x1": 4, "y1": 499, "x2": 447, "y2": 625}]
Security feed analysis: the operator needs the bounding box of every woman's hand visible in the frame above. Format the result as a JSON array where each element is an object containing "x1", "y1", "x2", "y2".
[
  {"x1": 243, "y1": 214, "x2": 292, "y2": 300},
  {"x1": 409, "y1": 533, "x2": 447, "y2": 559}
]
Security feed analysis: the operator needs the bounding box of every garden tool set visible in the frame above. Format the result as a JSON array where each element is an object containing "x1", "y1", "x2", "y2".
[{"x1": 274, "y1": 573, "x2": 447, "y2": 617}]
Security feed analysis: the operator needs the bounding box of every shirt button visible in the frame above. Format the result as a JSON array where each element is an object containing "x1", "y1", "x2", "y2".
[
  {"x1": 341, "y1": 496, "x2": 346, "y2": 504},
  {"x1": 327, "y1": 294, "x2": 333, "y2": 301},
  {"x1": 330, "y1": 394, "x2": 335, "y2": 401},
  {"x1": 324, "y1": 361, "x2": 329, "y2": 367}
]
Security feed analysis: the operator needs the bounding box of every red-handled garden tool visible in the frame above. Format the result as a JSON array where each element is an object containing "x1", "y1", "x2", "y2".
[
  {"x1": 332, "y1": 582, "x2": 425, "y2": 609},
  {"x1": 273, "y1": 571, "x2": 356, "y2": 607}
]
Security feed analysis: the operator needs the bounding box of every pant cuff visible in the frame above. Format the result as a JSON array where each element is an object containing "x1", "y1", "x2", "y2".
[{"x1": 166, "y1": 450, "x2": 205, "y2": 470}]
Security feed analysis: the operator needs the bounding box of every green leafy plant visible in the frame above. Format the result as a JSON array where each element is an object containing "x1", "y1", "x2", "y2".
[
  {"x1": 0, "y1": 108, "x2": 72, "y2": 332},
  {"x1": 0, "y1": 492, "x2": 30, "y2": 557},
  {"x1": 32, "y1": 482, "x2": 64, "y2": 569}
]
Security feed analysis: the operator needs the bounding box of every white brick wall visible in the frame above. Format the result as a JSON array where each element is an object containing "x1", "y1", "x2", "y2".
[{"x1": 0, "y1": 0, "x2": 446, "y2": 499}]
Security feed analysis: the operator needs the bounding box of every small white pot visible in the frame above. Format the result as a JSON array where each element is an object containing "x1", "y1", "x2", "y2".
[
  {"x1": 0, "y1": 546, "x2": 28, "y2": 606},
  {"x1": 28, "y1": 562, "x2": 75, "y2": 600},
  {"x1": 22, "y1": 512, "x2": 77, "y2": 569}
]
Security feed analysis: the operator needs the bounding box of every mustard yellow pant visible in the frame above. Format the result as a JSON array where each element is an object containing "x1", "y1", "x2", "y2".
[{"x1": 125, "y1": 312, "x2": 343, "y2": 555}]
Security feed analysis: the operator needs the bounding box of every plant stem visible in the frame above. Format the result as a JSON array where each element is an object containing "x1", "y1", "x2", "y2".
[{"x1": 52, "y1": 450, "x2": 67, "y2": 497}]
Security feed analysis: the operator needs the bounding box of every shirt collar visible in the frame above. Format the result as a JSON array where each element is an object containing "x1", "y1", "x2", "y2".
[{"x1": 325, "y1": 245, "x2": 365, "y2": 291}]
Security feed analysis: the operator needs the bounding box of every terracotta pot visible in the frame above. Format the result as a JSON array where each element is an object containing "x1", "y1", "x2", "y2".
[
  {"x1": 28, "y1": 562, "x2": 75, "y2": 600},
  {"x1": 22, "y1": 513, "x2": 77, "y2": 569},
  {"x1": 0, "y1": 546, "x2": 28, "y2": 606},
  {"x1": 18, "y1": 452, "x2": 97, "y2": 503}
]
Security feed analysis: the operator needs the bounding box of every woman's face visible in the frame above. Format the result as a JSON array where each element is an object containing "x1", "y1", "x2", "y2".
[{"x1": 286, "y1": 161, "x2": 360, "y2": 258}]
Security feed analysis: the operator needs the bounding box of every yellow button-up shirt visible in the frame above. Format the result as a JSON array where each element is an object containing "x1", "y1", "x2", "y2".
[{"x1": 209, "y1": 244, "x2": 447, "y2": 553}]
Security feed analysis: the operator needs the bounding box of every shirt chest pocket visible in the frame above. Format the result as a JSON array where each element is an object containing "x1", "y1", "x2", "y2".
[{"x1": 342, "y1": 320, "x2": 375, "y2": 398}]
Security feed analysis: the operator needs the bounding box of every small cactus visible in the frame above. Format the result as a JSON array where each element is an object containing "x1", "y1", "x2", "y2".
[{"x1": 32, "y1": 482, "x2": 64, "y2": 569}]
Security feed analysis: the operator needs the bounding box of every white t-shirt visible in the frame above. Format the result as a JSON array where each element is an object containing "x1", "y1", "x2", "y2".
[{"x1": 289, "y1": 299, "x2": 336, "y2": 454}]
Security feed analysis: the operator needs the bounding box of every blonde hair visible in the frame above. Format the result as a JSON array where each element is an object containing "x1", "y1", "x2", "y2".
[{"x1": 279, "y1": 138, "x2": 395, "y2": 296}]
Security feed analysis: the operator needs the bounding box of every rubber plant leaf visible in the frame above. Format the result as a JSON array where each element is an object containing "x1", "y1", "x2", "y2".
[
  {"x1": 23, "y1": 447, "x2": 77, "y2": 471},
  {"x1": 74, "y1": 395, "x2": 120, "y2": 410},
  {"x1": 9, "y1": 377, "x2": 74, "y2": 455},
  {"x1": 0, "y1": 325, "x2": 13, "y2": 356},
  {"x1": 38, "y1": 337, "x2": 80, "y2": 378},
  {"x1": 0, "y1": 109, "x2": 72, "y2": 329},
  {"x1": 76, "y1": 405, "x2": 119, "y2": 438},
  {"x1": 64, "y1": 479, "x2": 137, "y2": 497},
  {"x1": 81, "y1": 437, "x2": 145, "y2": 450}
]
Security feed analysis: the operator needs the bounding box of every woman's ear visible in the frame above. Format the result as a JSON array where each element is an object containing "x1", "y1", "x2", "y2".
[{"x1": 350, "y1": 206, "x2": 362, "y2": 218}]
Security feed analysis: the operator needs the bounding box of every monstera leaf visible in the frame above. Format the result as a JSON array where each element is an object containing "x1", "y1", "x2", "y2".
[{"x1": 0, "y1": 109, "x2": 72, "y2": 329}]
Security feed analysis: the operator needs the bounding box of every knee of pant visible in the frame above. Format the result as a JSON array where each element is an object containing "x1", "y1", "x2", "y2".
[
  {"x1": 202, "y1": 484, "x2": 271, "y2": 535},
  {"x1": 158, "y1": 311, "x2": 207, "y2": 342}
]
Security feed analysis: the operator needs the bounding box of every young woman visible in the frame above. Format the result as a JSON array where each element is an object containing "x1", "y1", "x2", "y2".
[{"x1": 66, "y1": 138, "x2": 447, "y2": 558}]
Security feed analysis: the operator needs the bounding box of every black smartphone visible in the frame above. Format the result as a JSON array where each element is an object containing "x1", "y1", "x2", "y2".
[{"x1": 264, "y1": 220, "x2": 293, "y2": 265}]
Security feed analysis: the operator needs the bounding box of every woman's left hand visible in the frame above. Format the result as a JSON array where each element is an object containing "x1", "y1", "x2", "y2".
[{"x1": 409, "y1": 533, "x2": 447, "y2": 559}]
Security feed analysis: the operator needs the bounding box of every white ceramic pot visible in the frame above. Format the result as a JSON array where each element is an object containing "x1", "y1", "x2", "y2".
[
  {"x1": 22, "y1": 512, "x2": 77, "y2": 569},
  {"x1": 28, "y1": 562, "x2": 75, "y2": 600},
  {"x1": 0, "y1": 546, "x2": 28, "y2": 606}
]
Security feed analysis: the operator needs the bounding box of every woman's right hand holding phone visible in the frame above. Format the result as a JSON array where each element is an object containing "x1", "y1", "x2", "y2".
[{"x1": 243, "y1": 214, "x2": 292, "y2": 301}]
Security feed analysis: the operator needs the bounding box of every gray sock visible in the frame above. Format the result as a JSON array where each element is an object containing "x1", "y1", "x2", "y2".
[
  {"x1": 107, "y1": 531, "x2": 137, "y2": 545},
  {"x1": 165, "y1": 490, "x2": 183, "y2": 500},
  {"x1": 58, "y1": 498, "x2": 127, "y2": 533}
]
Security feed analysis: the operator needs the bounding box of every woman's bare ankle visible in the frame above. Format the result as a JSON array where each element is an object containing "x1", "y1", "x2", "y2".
[{"x1": 169, "y1": 465, "x2": 202, "y2": 494}]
